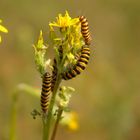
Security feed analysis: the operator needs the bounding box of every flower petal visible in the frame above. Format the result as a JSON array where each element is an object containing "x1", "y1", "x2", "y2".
[
  {"x1": 0, "y1": 36, "x2": 2, "y2": 43},
  {"x1": 0, "y1": 25, "x2": 8, "y2": 33}
]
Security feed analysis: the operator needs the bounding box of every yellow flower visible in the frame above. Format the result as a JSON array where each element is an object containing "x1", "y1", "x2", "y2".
[
  {"x1": 61, "y1": 111, "x2": 79, "y2": 131},
  {"x1": 68, "y1": 112, "x2": 79, "y2": 130},
  {"x1": 33, "y1": 30, "x2": 48, "y2": 75},
  {"x1": 36, "y1": 30, "x2": 44, "y2": 49},
  {"x1": 33, "y1": 30, "x2": 47, "y2": 51},
  {"x1": 0, "y1": 19, "x2": 8, "y2": 43},
  {"x1": 49, "y1": 11, "x2": 79, "y2": 30},
  {"x1": 48, "y1": 11, "x2": 83, "y2": 64}
]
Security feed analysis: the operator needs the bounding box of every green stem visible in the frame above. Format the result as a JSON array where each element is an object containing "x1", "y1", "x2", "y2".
[
  {"x1": 42, "y1": 74, "x2": 62, "y2": 140},
  {"x1": 10, "y1": 92, "x2": 18, "y2": 140},
  {"x1": 51, "y1": 108, "x2": 63, "y2": 140}
]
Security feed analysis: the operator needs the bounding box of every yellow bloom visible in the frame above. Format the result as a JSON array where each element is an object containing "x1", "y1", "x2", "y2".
[
  {"x1": 48, "y1": 11, "x2": 83, "y2": 64},
  {"x1": 61, "y1": 111, "x2": 79, "y2": 131},
  {"x1": 0, "y1": 19, "x2": 8, "y2": 43},
  {"x1": 49, "y1": 11, "x2": 79, "y2": 30},
  {"x1": 37, "y1": 30, "x2": 44, "y2": 49},
  {"x1": 68, "y1": 112, "x2": 79, "y2": 130},
  {"x1": 33, "y1": 30, "x2": 48, "y2": 75},
  {"x1": 68, "y1": 118, "x2": 78, "y2": 130},
  {"x1": 33, "y1": 30, "x2": 47, "y2": 51}
]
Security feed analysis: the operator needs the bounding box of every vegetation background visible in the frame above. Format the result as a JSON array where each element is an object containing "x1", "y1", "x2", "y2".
[{"x1": 0, "y1": 0, "x2": 140, "y2": 140}]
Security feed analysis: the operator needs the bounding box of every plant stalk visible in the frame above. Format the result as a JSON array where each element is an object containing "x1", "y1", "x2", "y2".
[
  {"x1": 10, "y1": 92, "x2": 18, "y2": 140},
  {"x1": 51, "y1": 107, "x2": 63, "y2": 140},
  {"x1": 42, "y1": 74, "x2": 62, "y2": 140}
]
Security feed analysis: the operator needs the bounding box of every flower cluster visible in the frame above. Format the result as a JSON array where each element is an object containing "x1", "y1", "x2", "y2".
[{"x1": 49, "y1": 11, "x2": 84, "y2": 65}]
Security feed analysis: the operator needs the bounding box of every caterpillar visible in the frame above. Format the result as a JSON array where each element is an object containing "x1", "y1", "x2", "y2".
[
  {"x1": 51, "y1": 59, "x2": 57, "y2": 91},
  {"x1": 79, "y1": 16, "x2": 92, "y2": 45},
  {"x1": 41, "y1": 72, "x2": 52, "y2": 113},
  {"x1": 62, "y1": 45, "x2": 90, "y2": 80}
]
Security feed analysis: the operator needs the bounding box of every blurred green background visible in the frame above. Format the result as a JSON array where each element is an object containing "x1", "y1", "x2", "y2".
[{"x1": 0, "y1": 0, "x2": 140, "y2": 140}]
